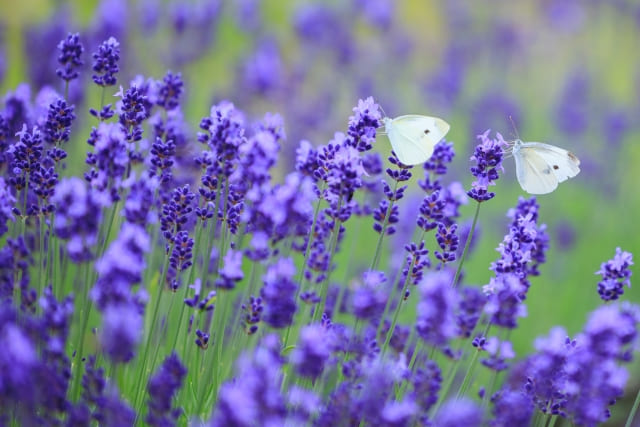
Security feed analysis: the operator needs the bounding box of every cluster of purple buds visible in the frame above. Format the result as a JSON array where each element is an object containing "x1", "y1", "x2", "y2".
[
  {"x1": 596, "y1": 247, "x2": 633, "y2": 301},
  {"x1": 56, "y1": 33, "x2": 84, "y2": 82},
  {"x1": 467, "y1": 130, "x2": 507, "y2": 202}
]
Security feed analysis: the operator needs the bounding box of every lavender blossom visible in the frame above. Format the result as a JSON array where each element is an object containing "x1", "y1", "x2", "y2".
[
  {"x1": 156, "y1": 71, "x2": 183, "y2": 111},
  {"x1": 467, "y1": 130, "x2": 507, "y2": 202},
  {"x1": 433, "y1": 398, "x2": 483, "y2": 427},
  {"x1": 434, "y1": 223, "x2": 459, "y2": 264},
  {"x1": 596, "y1": 247, "x2": 633, "y2": 301},
  {"x1": 352, "y1": 271, "x2": 388, "y2": 320},
  {"x1": 490, "y1": 389, "x2": 534, "y2": 427},
  {"x1": 51, "y1": 177, "x2": 105, "y2": 263},
  {"x1": 85, "y1": 122, "x2": 129, "y2": 203},
  {"x1": 0, "y1": 177, "x2": 15, "y2": 236},
  {"x1": 261, "y1": 257, "x2": 297, "y2": 328},
  {"x1": 215, "y1": 249, "x2": 244, "y2": 290},
  {"x1": 416, "y1": 270, "x2": 459, "y2": 348},
  {"x1": 43, "y1": 98, "x2": 75, "y2": 146},
  {"x1": 146, "y1": 353, "x2": 187, "y2": 426},
  {"x1": 56, "y1": 33, "x2": 84, "y2": 82},
  {"x1": 290, "y1": 324, "x2": 333, "y2": 380},
  {"x1": 210, "y1": 335, "x2": 286, "y2": 426},
  {"x1": 92, "y1": 37, "x2": 120, "y2": 87},
  {"x1": 100, "y1": 302, "x2": 143, "y2": 364}
]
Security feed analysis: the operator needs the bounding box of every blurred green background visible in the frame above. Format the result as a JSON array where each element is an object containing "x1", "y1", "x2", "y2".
[{"x1": 1, "y1": 0, "x2": 639, "y2": 423}]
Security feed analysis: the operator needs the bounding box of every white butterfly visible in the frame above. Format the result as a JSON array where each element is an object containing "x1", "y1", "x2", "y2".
[
  {"x1": 382, "y1": 115, "x2": 450, "y2": 166},
  {"x1": 511, "y1": 139, "x2": 581, "y2": 194}
]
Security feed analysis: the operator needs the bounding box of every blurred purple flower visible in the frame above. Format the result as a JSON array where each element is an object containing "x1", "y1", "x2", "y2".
[
  {"x1": 261, "y1": 257, "x2": 297, "y2": 328},
  {"x1": 51, "y1": 177, "x2": 106, "y2": 262},
  {"x1": 156, "y1": 71, "x2": 183, "y2": 111},
  {"x1": 490, "y1": 389, "x2": 534, "y2": 427},
  {"x1": 241, "y1": 38, "x2": 283, "y2": 95},
  {"x1": 433, "y1": 397, "x2": 483, "y2": 427},
  {"x1": 100, "y1": 302, "x2": 143, "y2": 364},
  {"x1": 416, "y1": 270, "x2": 459, "y2": 348},
  {"x1": 146, "y1": 352, "x2": 187, "y2": 426},
  {"x1": 85, "y1": 122, "x2": 129, "y2": 203},
  {"x1": 290, "y1": 324, "x2": 333, "y2": 380},
  {"x1": 352, "y1": 270, "x2": 388, "y2": 320},
  {"x1": 216, "y1": 249, "x2": 244, "y2": 290},
  {"x1": 554, "y1": 70, "x2": 589, "y2": 136}
]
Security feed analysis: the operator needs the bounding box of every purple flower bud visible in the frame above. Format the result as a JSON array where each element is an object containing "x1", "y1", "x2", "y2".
[
  {"x1": 146, "y1": 352, "x2": 187, "y2": 426},
  {"x1": 416, "y1": 270, "x2": 458, "y2": 348},
  {"x1": 433, "y1": 398, "x2": 483, "y2": 427},
  {"x1": 100, "y1": 302, "x2": 143, "y2": 364},
  {"x1": 596, "y1": 247, "x2": 633, "y2": 301},
  {"x1": 467, "y1": 130, "x2": 507, "y2": 202},
  {"x1": 56, "y1": 33, "x2": 84, "y2": 82},
  {"x1": 291, "y1": 324, "x2": 333, "y2": 380},
  {"x1": 92, "y1": 37, "x2": 121, "y2": 87},
  {"x1": 261, "y1": 257, "x2": 297, "y2": 328}
]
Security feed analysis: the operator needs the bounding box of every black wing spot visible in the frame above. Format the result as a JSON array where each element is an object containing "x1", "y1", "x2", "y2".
[
  {"x1": 423, "y1": 129, "x2": 430, "y2": 135},
  {"x1": 553, "y1": 165, "x2": 559, "y2": 170}
]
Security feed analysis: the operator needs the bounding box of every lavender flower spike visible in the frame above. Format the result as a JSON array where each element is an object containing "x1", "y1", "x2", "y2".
[
  {"x1": 92, "y1": 37, "x2": 121, "y2": 87},
  {"x1": 467, "y1": 130, "x2": 507, "y2": 202},
  {"x1": 56, "y1": 33, "x2": 84, "y2": 82},
  {"x1": 596, "y1": 247, "x2": 633, "y2": 301}
]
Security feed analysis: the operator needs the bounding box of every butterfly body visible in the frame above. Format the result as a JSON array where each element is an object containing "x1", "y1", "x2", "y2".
[
  {"x1": 512, "y1": 139, "x2": 580, "y2": 194},
  {"x1": 383, "y1": 115, "x2": 450, "y2": 166}
]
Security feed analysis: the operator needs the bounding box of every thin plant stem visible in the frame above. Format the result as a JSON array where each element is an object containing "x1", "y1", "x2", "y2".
[
  {"x1": 625, "y1": 386, "x2": 640, "y2": 427},
  {"x1": 370, "y1": 180, "x2": 399, "y2": 271},
  {"x1": 452, "y1": 201, "x2": 481, "y2": 287}
]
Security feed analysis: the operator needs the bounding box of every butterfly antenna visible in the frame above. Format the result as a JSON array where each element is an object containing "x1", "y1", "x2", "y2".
[
  {"x1": 376, "y1": 104, "x2": 388, "y2": 131},
  {"x1": 508, "y1": 115, "x2": 520, "y2": 140}
]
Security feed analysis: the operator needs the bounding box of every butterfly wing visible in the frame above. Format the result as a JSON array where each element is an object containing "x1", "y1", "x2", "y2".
[
  {"x1": 522, "y1": 142, "x2": 581, "y2": 183},
  {"x1": 514, "y1": 142, "x2": 580, "y2": 194},
  {"x1": 387, "y1": 115, "x2": 450, "y2": 166}
]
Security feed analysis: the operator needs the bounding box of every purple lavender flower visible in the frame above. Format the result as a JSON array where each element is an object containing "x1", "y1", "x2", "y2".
[
  {"x1": 168, "y1": 231, "x2": 194, "y2": 290},
  {"x1": 123, "y1": 173, "x2": 158, "y2": 225},
  {"x1": 433, "y1": 398, "x2": 483, "y2": 427},
  {"x1": 261, "y1": 257, "x2": 297, "y2": 328},
  {"x1": 117, "y1": 85, "x2": 150, "y2": 143},
  {"x1": 352, "y1": 271, "x2": 388, "y2": 320},
  {"x1": 51, "y1": 177, "x2": 106, "y2": 262},
  {"x1": 210, "y1": 334, "x2": 286, "y2": 426},
  {"x1": 215, "y1": 249, "x2": 244, "y2": 290},
  {"x1": 596, "y1": 247, "x2": 633, "y2": 301},
  {"x1": 149, "y1": 136, "x2": 176, "y2": 184},
  {"x1": 480, "y1": 337, "x2": 515, "y2": 371},
  {"x1": 156, "y1": 71, "x2": 183, "y2": 111},
  {"x1": 2, "y1": 83, "x2": 34, "y2": 137},
  {"x1": 7, "y1": 125, "x2": 43, "y2": 203},
  {"x1": 92, "y1": 37, "x2": 120, "y2": 87},
  {"x1": 416, "y1": 270, "x2": 459, "y2": 348},
  {"x1": 91, "y1": 222, "x2": 150, "y2": 310},
  {"x1": 490, "y1": 389, "x2": 534, "y2": 427},
  {"x1": 420, "y1": 139, "x2": 456, "y2": 191},
  {"x1": 467, "y1": 130, "x2": 507, "y2": 202},
  {"x1": 345, "y1": 96, "x2": 382, "y2": 152},
  {"x1": 434, "y1": 223, "x2": 459, "y2": 264},
  {"x1": 146, "y1": 352, "x2": 187, "y2": 426},
  {"x1": 400, "y1": 240, "x2": 430, "y2": 288},
  {"x1": 56, "y1": 33, "x2": 84, "y2": 82},
  {"x1": 195, "y1": 329, "x2": 210, "y2": 349},
  {"x1": 290, "y1": 324, "x2": 333, "y2": 380},
  {"x1": 100, "y1": 302, "x2": 143, "y2": 363},
  {"x1": 160, "y1": 184, "x2": 195, "y2": 242},
  {"x1": 85, "y1": 122, "x2": 129, "y2": 202},
  {"x1": 555, "y1": 70, "x2": 589, "y2": 136},
  {"x1": 483, "y1": 274, "x2": 527, "y2": 329},
  {"x1": 417, "y1": 191, "x2": 444, "y2": 232},
  {"x1": 241, "y1": 38, "x2": 283, "y2": 95},
  {"x1": 241, "y1": 295, "x2": 263, "y2": 335},
  {"x1": 409, "y1": 360, "x2": 442, "y2": 418},
  {"x1": 456, "y1": 286, "x2": 486, "y2": 338},
  {"x1": 43, "y1": 98, "x2": 75, "y2": 146},
  {"x1": 183, "y1": 279, "x2": 216, "y2": 313},
  {"x1": 0, "y1": 177, "x2": 15, "y2": 236}
]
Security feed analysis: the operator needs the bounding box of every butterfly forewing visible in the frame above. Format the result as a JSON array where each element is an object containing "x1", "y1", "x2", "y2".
[
  {"x1": 386, "y1": 115, "x2": 450, "y2": 166},
  {"x1": 513, "y1": 141, "x2": 581, "y2": 194}
]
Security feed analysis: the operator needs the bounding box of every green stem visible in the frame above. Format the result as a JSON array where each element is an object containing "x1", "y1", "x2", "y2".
[
  {"x1": 370, "y1": 181, "x2": 399, "y2": 271},
  {"x1": 381, "y1": 257, "x2": 416, "y2": 356},
  {"x1": 70, "y1": 262, "x2": 94, "y2": 400},
  {"x1": 451, "y1": 201, "x2": 481, "y2": 287},
  {"x1": 625, "y1": 385, "x2": 640, "y2": 427},
  {"x1": 134, "y1": 253, "x2": 171, "y2": 413},
  {"x1": 313, "y1": 199, "x2": 343, "y2": 323}
]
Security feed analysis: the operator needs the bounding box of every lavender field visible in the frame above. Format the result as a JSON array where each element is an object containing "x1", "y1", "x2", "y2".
[{"x1": 0, "y1": 1, "x2": 639, "y2": 426}]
